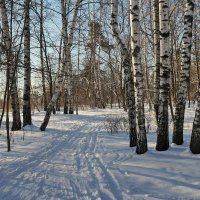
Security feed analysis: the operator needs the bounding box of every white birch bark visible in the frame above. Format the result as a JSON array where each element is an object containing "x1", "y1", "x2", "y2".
[
  {"x1": 153, "y1": 0, "x2": 160, "y2": 124},
  {"x1": 173, "y1": 0, "x2": 194, "y2": 145},
  {"x1": 156, "y1": 0, "x2": 170, "y2": 151},
  {"x1": 23, "y1": 0, "x2": 32, "y2": 126},
  {"x1": 66, "y1": 45, "x2": 73, "y2": 114},
  {"x1": 111, "y1": 0, "x2": 137, "y2": 147},
  {"x1": 0, "y1": 0, "x2": 21, "y2": 131},
  {"x1": 67, "y1": 0, "x2": 81, "y2": 114},
  {"x1": 130, "y1": 0, "x2": 147, "y2": 154},
  {"x1": 61, "y1": 0, "x2": 69, "y2": 114},
  {"x1": 97, "y1": 1, "x2": 105, "y2": 108}
]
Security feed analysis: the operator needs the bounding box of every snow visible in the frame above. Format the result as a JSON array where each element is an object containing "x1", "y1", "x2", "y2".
[{"x1": 0, "y1": 107, "x2": 200, "y2": 200}]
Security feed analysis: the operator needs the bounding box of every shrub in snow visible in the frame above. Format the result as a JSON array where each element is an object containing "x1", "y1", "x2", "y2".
[{"x1": 104, "y1": 115, "x2": 129, "y2": 134}]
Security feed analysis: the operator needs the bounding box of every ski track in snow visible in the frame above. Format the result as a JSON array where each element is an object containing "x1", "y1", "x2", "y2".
[
  {"x1": 0, "y1": 108, "x2": 200, "y2": 200},
  {"x1": 0, "y1": 111, "x2": 126, "y2": 200}
]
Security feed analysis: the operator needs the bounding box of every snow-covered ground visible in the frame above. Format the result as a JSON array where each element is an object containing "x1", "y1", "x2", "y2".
[{"x1": 0, "y1": 107, "x2": 200, "y2": 200}]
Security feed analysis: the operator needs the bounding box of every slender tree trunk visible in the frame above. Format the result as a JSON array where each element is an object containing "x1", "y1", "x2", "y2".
[
  {"x1": 43, "y1": 35, "x2": 55, "y2": 114},
  {"x1": 153, "y1": 0, "x2": 160, "y2": 124},
  {"x1": 62, "y1": 0, "x2": 69, "y2": 114},
  {"x1": 141, "y1": 4, "x2": 152, "y2": 111},
  {"x1": 0, "y1": 0, "x2": 21, "y2": 131},
  {"x1": 173, "y1": 0, "x2": 194, "y2": 145},
  {"x1": 40, "y1": 0, "x2": 47, "y2": 111},
  {"x1": 119, "y1": 61, "x2": 127, "y2": 111},
  {"x1": 56, "y1": 93, "x2": 61, "y2": 111},
  {"x1": 96, "y1": 1, "x2": 105, "y2": 109},
  {"x1": 190, "y1": 19, "x2": 200, "y2": 154},
  {"x1": 190, "y1": 83, "x2": 200, "y2": 154},
  {"x1": 169, "y1": 90, "x2": 174, "y2": 123},
  {"x1": 64, "y1": 79, "x2": 69, "y2": 114},
  {"x1": 111, "y1": 0, "x2": 137, "y2": 147},
  {"x1": 124, "y1": 55, "x2": 137, "y2": 148},
  {"x1": 67, "y1": 0, "x2": 81, "y2": 114},
  {"x1": 130, "y1": 0, "x2": 148, "y2": 154},
  {"x1": 0, "y1": 83, "x2": 7, "y2": 127},
  {"x1": 23, "y1": 0, "x2": 32, "y2": 126},
  {"x1": 76, "y1": 23, "x2": 81, "y2": 115},
  {"x1": 56, "y1": 36, "x2": 63, "y2": 112},
  {"x1": 108, "y1": 49, "x2": 120, "y2": 109},
  {"x1": 156, "y1": 0, "x2": 170, "y2": 151},
  {"x1": 144, "y1": 37, "x2": 152, "y2": 111},
  {"x1": 66, "y1": 45, "x2": 74, "y2": 114},
  {"x1": 40, "y1": 0, "x2": 81, "y2": 131},
  {"x1": 41, "y1": 64, "x2": 47, "y2": 111},
  {"x1": 6, "y1": 67, "x2": 10, "y2": 151}
]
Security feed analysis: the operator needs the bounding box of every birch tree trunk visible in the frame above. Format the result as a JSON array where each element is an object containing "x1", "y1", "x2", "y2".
[
  {"x1": 23, "y1": 0, "x2": 32, "y2": 126},
  {"x1": 0, "y1": 83, "x2": 7, "y2": 127},
  {"x1": 40, "y1": 0, "x2": 81, "y2": 131},
  {"x1": 66, "y1": 44, "x2": 73, "y2": 114},
  {"x1": 61, "y1": 0, "x2": 69, "y2": 114},
  {"x1": 43, "y1": 40, "x2": 55, "y2": 114},
  {"x1": 62, "y1": 0, "x2": 80, "y2": 114},
  {"x1": 67, "y1": 0, "x2": 81, "y2": 114},
  {"x1": 111, "y1": 0, "x2": 137, "y2": 147},
  {"x1": 173, "y1": 0, "x2": 194, "y2": 145},
  {"x1": 190, "y1": 83, "x2": 200, "y2": 154},
  {"x1": 0, "y1": 0, "x2": 21, "y2": 131},
  {"x1": 97, "y1": 1, "x2": 105, "y2": 109},
  {"x1": 40, "y1": 0, "x2": 47, "y2": 111},
  {"x1": 156, "y1": 0, "x2": 170, "y2": 151},
  {"x1": 190, "y1": 20, "x2": 200, "y2": 154},
  {"x1": 153, "y1": 0, "x2": 160, "y2": 124},
  {"x1": 130, "y1": 0, "x2": 147, "y2": 154}
]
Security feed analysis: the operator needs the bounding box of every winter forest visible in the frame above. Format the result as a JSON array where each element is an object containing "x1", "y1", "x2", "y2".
[{"x1": 0, "y1": 0, "x2": 200, "y2": 199}]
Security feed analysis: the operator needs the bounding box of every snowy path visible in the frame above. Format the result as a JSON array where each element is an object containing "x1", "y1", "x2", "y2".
[
  {"x1": 0, "y1": 108, "x2": 200, "y2": 200},
  {"x1": 0, "y1": 111, "x2": 126, "y2": 200}
]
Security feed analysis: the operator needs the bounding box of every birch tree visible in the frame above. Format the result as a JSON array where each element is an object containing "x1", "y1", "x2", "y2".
[
  {"x1": 130, "y1": 0, "x2": 147, "y2": 154},
  {"x1": 0, "y1": 0, "x2": 21, "y2": 131},
  {"x1": 62, "y1": 0, "x2": 79, "y2": 114},
  {"x1": 156, "y1": 0, "x2": 170, "y2": 151},
  {"x1": 153, "y1": 0, "x2": 160, "y2": 124},
  {"x1": 190, "y1": 83, "x2": 200, "y2": 154},
  {"x1": 111, "y1": 0, "x2": 137, "y2": 147},
  {"x1": 68, "y1": 0, "x2": 81, "y2": 114},
  {"x1": 62, "y1": 0, "x2": 69, "y2": 114},
  {"x1": 23, "y1": 0, "x2": 32, "y2": 126},
  {"x1": 173, "y1": 0, "x2": 194, "y2": 145},
  {"x1": 40, "y1": 0, "x2": 47, "y2": 111},
  {"x1": 190, "y1": 3, "x2": 200, "y2": 154},
  {"x1": 40, "y1": 0, "x2": 81, "y2": 131}
]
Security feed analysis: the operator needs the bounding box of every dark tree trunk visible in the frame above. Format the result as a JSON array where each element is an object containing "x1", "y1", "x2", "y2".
[
  {"x1": 23, "y1": 0, "x2": 32, "y2": 126},
  {"x1": 190, "y1": 84, "x2": 200, "y2": 154}
]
